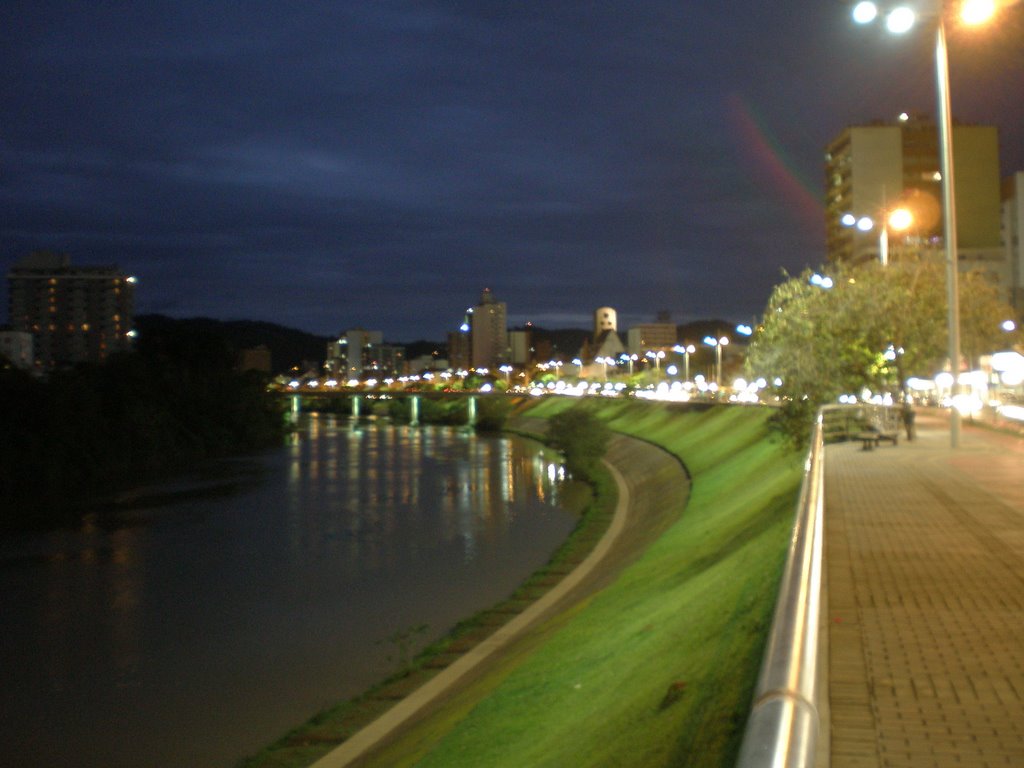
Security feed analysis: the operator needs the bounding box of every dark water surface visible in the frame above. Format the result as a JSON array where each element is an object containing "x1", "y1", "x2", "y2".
[{"x1": 0, "y1": 416, "x2": 574, "y2": 767}]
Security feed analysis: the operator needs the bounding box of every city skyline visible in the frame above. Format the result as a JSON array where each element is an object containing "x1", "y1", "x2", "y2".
[{"x1": 3, "y1": 2, "x2": 1023, "y2": 341}]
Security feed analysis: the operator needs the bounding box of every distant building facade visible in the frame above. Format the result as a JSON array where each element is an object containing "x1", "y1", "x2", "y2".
[
  {"x1": 468, "y1": 288, "x2": 508, "y2": 371},
  {"x1": 7, "y1": 251, "x2": 136, "y2": 372},
  {"x1": 447, "y1": 327, "x2": 471, "y2": 371},
  {"x1": 627, "y1": 323, "x2": 677, "y2": 355},
  {"x1": 325, "y1": 329, "x2": 404, "y2": 379},
  {"x1": 407, "y1": 354, "x2": 449, "y2": 374},
  {"x1": 825, "y1": 114, "x2": 1005, "y2": 292},
  {"x1": 0, "y1": 328, "x2": 34, "y2": 370},
  {"x1": 1002, "y1": 172, "x2": 1024, "y2": 316},
  {"x1": 509, "y1": 325, "x2": 538, "y2": 367},
  {"x1": 578, "y1": 306, "x2": 625, "y2": 375}
]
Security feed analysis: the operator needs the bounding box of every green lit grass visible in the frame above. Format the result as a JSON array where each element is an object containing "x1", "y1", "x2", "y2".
[{"x1": 363, "y1": 400, "x2": 802, "y2": 768}]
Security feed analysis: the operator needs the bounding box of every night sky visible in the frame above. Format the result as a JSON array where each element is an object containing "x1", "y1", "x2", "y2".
[{"x1": 3, "y1": 2, "x2": 1023, "y2": 341}]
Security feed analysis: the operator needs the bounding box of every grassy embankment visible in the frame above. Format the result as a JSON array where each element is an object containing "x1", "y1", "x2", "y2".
[
  {"x1": 364, "y1": 399, "x2": 803, "y2": 768},
  {"x1": 244, "y1": 399, "x2": 803, "y2": 767}
]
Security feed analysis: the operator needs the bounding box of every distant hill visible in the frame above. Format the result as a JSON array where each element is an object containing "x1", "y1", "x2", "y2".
[
  {"x1": 131, "y1": 316, "x2": 743, "y2": 376},
  {"x1": 135, "y1": 315, "x2": 330, "y2": 374}
]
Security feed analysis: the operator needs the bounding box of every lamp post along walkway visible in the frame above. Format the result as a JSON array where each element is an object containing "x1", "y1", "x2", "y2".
[{"x1": 851, "y1": 0, "x2": 1005, "y2": 447}]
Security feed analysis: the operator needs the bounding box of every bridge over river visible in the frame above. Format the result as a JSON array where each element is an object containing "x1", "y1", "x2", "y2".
[{"x1": 279, "y1": 388, "x2": 503, "y2": 427}]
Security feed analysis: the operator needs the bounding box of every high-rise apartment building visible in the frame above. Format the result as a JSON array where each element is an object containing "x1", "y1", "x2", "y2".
[
  {"x1": 7, "y1": 251, "x2": 136, "y2": 372},
  {"x1": 0, "y1": 329, "x2": 33, "y2": 370},
  {"x1": 469, "y1": 288, "x2": 508, "y2": 371},
  {"x1": 825, "y1": 114, "x2": 1004, "y2": 289},
  {"x1": 1002, "y1": 172, "x2": 1024, "y2": 316},
  {"x1": 325, "y1": 329, "x2": 404, "y2": 379}
]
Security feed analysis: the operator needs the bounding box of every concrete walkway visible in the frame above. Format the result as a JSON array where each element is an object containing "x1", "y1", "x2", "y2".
[{"x1": 825, "y1": 411, "x2": 1024, "y2": 767}]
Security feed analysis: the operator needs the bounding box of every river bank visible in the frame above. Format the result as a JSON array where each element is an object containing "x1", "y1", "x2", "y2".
[
  {"x1": 238, "y1": 401, "x2": 695, "y2": 767},
  {"x1": 332, "y1": 400, "x2": 802, "y2": 768},
  {"x1": 1, "y1": 418, "x2": 575, "y2": 768}
]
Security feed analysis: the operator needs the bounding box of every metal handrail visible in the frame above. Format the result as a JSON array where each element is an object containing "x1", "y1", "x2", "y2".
[{"x1": 735, "y1": 407, "x2": 829, "y2": 767}]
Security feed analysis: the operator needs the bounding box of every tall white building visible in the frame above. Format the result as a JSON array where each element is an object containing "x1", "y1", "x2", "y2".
[
  {"x1": 469, "y1": 288, "x2": 508, "y2": 371},
  {"x1": 578, "y1": 307, "x2": 625, "y2": 374}
]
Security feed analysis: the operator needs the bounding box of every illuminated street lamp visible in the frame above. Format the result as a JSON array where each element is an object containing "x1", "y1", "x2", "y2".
[
  {"x1": 619, "y1": 353, "x2": 639, "y2": 376},
  {"x1": 703, "y1": 336, "x2": 729, "y2": 386},
  {"x1": 645, "y1": 350, "x2": 666, "y2": 373},
  {"x1": 840, "y1": 206, "x2": 913, "y2": 266},
  {"x1": 852, "y1": 0, "x2": 1000, "y2": 446},
  {"x1": 809, "y1": 273, "x2": 834, "y2": 289},
  {"x1": 499, "y1": 364, "x2": 513, "y2": 386},
  {"x1": 673, "y1": 344, "x2": 696, "y2": 382}
]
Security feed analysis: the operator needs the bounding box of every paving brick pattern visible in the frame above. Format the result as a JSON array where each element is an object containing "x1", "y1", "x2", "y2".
[{"x1": 825, "y1": 413, "x2": 1024, "y2": 767}]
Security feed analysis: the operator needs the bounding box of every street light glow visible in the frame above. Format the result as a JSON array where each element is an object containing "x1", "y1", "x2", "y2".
[
  {"x1": 886, "y1": 6, "x2": 916, "y2": 33},
  {"x1": 888, "y1": 207, "x2": 913, "y2": 231},
  {"x1": 960, "y1": 0, "x2": 995, "y2": 25},
  {"x1": 810, "y1": 273, "x2": 834, "y2": 289},
  {"x1": 852, "y1": 1, "x2": 878, "y2": 24}
]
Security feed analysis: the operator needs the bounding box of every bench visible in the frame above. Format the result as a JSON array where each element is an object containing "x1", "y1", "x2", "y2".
[{"x1": 856, "y1": 425, "x2": 899, "y2": 450}]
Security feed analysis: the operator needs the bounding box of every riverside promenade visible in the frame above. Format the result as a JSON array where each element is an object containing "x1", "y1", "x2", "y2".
[{"x1": 824, "y1": 410, "x2": 1024, "y2": 766}]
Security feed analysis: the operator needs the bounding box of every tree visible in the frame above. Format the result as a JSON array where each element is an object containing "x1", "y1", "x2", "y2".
[
  {"x1": 545, "y1": 407, "x2": 611, "y2": 482},
  {"x1": 748, "y1": 261, "x2": 1018, "y2": 410}
]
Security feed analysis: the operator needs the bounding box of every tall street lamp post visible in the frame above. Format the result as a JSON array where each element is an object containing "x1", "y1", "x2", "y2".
[
  {"x1": 703, "y1": 336, "x2": 729, "y2": 387},
  {"x1": 620, "y1": 353, "x2": 638, "y2": 376},
  {"x1": 674, "y1": 344, "x2": 696, "y2": 383},
  {"x1": 646, "y1": 350, "x2": 665, "y2": 374},
  {"x1": 852, "y1": 0, "x2": 999, "y2": 447},
  {"x1": 840, "y1": 206, "x2": 913, "y2": 266}
]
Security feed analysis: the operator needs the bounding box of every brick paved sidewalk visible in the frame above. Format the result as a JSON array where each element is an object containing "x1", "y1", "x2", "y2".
[{"x1": 825, "y1": 412, "x2": 1024, "y2": 767}]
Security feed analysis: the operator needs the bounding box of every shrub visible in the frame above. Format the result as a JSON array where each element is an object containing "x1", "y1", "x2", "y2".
[{"x1": 545, "y1": 406, "x2": 611, "y2": 482}]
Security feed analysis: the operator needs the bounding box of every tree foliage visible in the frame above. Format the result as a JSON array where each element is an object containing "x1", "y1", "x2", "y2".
[
  {"x1": 0, "y1": 325, "x2": 286, "y2": 527},
  {"x1": 747, "y1": 261, "x2": 1018, "y2": 409},
  {"x1": 545, "y1": 406, "x2": 612, "y2": 482}
]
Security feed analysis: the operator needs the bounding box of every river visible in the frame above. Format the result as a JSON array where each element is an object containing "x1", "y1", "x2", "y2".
[{"x1": 0, "y1": 415, "x2": 576, "y2": 767}]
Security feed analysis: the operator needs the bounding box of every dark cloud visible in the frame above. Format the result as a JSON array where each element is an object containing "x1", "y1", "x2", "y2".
[{"x1": 3, "y1": 1, "x2": 1022, "y2": 340}]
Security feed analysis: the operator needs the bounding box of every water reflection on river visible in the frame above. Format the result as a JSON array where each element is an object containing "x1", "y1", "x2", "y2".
[{"x1": 0, "y1": 416, "x2": 574, "y2": 768}]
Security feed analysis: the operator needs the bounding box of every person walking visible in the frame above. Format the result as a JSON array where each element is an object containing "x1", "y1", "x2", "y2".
[{"x1": 901, "y1": 398, "x2": 916, "y2": 441}]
